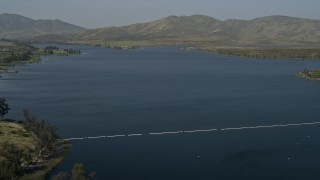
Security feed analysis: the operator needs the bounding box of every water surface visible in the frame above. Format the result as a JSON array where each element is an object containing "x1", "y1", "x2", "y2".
[{"x1": 1, "y1": 45, "x2": 320, "y2": 179}]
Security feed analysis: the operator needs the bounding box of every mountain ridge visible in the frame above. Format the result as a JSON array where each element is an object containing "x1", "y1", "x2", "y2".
[
  {"x1": 0, "y1": 13, "x2": 86, "y2": 39},
  {"x1": 71, "y1": 14, "x2": 320, "y2": 47},
  {"x1": 1, "y1": 13, "x2": 320, "y2": 47}
]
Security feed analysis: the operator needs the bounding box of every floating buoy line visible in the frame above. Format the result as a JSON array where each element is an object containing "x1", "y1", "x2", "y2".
[{"x1": 63, "y1": 121, "x2": 320, "y2": 141}]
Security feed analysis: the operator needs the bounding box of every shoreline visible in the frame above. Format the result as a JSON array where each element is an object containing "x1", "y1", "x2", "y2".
[
  {"x1": 297, "y1": 71, "x2": 320, "y2": 81},
  {"x1": 185, "y1": 46, "x2": 320, "y2": 60},
  {"x1": 0, "y1": 41, "x2": 80, "y2": 75},
  {"x1": 21, "y1": 140, "x2": 71, "y2": 180},
  {"x1": 65, "y1": 39, "x2": 320, "y2": 60},
  {"x1": 0, "y1": 120, "x2": 71, "y2": 180}
]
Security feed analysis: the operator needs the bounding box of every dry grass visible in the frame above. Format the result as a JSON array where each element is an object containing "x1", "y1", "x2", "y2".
[
  {"x1": 0, "y1": 120, "x2": 71, "y2": 180},
  {"x1": 0, "y1": 121, "x2": 36, "y2": 151}
]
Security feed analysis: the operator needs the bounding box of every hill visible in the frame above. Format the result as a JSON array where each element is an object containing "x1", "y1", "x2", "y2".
[
  {"x1": 73, "y1": 15, "x2": 236, "y2": 42},
  {"x1": 1, "y1": 13, "x2": 319, "y2": 48},
  {"x1": 0, "y1": 13, "x2": 86, "y2": 39},
  {"x1": 228, "y1": 15, "x2": 320, "y2": 46},
  {"x1": 72, "y1": 15, "x2": 320, "y2": 47}
]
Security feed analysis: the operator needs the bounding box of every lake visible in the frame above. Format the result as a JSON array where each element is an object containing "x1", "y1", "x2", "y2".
[{"x1": 1, "y1": 45, "x2": 320, "y2": 179}]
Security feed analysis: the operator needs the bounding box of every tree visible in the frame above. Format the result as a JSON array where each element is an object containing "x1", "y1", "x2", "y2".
[
  {"x1": 0, "y1": 141, "x2": 26, "y2": 179},
  {"x1": 0, "y1": 97, "x2": 10, "y2": 119},
  {"x1": 52, "y1": 163, "x2": 96, "y2": 180},
  {"x1": 71, "y1": 163, "x2": 86, "y2": 180},
  {"x1": 22, "y1": 109, "x2": 58, "y2": 156}
]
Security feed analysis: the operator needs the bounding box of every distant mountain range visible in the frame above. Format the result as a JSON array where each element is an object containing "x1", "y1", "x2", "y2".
[
  {"x1": 0, "y1": 13, "x2": 85, "y2": 39},
  {"x1": 1, "y1": 13, "x2": 320, "y2": 47},
  {"x1": 72, "y1": 15, "x2": 320, "y2": 47}
]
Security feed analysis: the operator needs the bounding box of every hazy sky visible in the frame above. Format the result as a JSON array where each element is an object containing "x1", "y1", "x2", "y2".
[{"x1": 1, "y1": 0, "x2": 320, "y2": 28}]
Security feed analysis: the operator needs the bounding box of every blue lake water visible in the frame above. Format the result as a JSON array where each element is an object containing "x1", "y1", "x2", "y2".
[{"x1": 1, "y1": 45, "x2": 320, "y2": 179}]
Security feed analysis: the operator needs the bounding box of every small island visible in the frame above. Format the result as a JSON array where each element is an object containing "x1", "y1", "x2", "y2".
[{"x1": 297, "y1": 68, "x2": 320, "y2": 80}]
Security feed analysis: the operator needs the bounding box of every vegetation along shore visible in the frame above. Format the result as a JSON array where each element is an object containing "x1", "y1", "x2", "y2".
[
  {"x1": 0, "y1": 39, "x2": 81, "y2": 73},
  {"x1": 297, "y1": 68, "x2": 320, "y2": 80},
  {"x1": 0, "y1": 97, "x2": 71, "y2": 180}
]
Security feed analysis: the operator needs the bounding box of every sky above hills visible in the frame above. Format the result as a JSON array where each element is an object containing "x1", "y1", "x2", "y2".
[{"x1": 1, "y1": 0, "x2": 320, "y2": 28}]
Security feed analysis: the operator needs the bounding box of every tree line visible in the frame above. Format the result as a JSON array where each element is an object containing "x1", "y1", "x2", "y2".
[
  {"x1": 43, "y1": 46, "x2": 81, "y2": 55},
  {"x1": 211, "y1": 48, "x2": 320, "y2": 60},
  {"x1": 0, "y1": 50, "x2": 33, "y2": 64}
]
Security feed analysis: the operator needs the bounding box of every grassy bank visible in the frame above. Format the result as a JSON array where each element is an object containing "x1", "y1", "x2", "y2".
[
  {"x1": 0, "y1": 120, "x2": 71, "y2": 180},
  {"x1": 0, "y1": 121, "x2": 36, "y2": 152}
]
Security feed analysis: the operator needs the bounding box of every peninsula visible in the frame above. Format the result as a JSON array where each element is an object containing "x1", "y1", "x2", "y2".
[
  {"x1": 297, "y1": 68, "x2": 320, "y2": 80},
  {"x1": 0, "y1": 40, "x2": 81, "y2": 73},
  {"x1": 0, "y1": 111, "x2": 70, "y2": 180}
]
